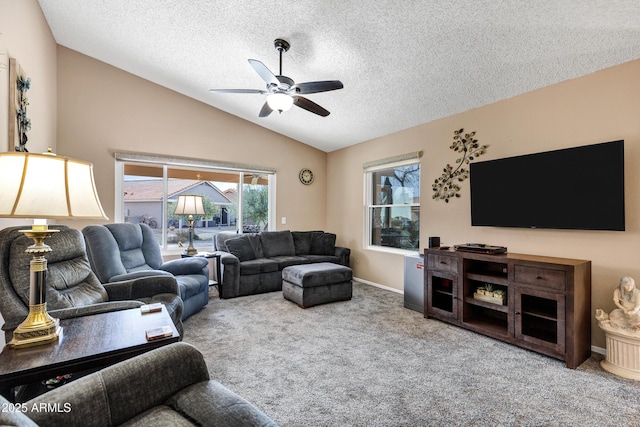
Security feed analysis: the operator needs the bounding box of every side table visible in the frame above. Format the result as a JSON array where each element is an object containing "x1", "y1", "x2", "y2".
[
  {"x1": 0, "y1": 306, "x2": 179, "y2": 402},
  {"x1": 182, "y1": 252, "x2": 222, "y2": 289}
]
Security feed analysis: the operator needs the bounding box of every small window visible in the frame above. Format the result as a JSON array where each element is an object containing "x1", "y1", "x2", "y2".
[{"x1": 365, "y1": 161, "x2": 420, "y2": 251}]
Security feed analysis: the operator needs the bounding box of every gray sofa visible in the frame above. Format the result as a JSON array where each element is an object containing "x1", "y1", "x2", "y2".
[
  {"x1": 0, "y1": 342, "x2": 279, "y2": 427},
  {"x1": 214, "y1": 230, "x2": 350, "y2": 299},
  {"x1": 82, "y1": 223, "x2": 210, "y2": 320}
]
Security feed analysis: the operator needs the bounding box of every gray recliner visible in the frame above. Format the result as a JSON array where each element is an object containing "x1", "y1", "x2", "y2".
[
  {"x1": 0, "y1": 225, "x2": 183, "y2": 341},
  {"x1": 82, "y1": 223, "x2": 209, "y2": 320},
  {"x1": 0, "y1": 342, "x2": 279, "y2": 427}
]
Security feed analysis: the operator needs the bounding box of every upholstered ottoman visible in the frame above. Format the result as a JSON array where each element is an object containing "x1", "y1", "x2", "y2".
[{"x1": 282, "y1": 262, "x2": 352, "y2": 308}]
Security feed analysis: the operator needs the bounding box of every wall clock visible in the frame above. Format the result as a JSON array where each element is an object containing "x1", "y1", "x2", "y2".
[{"x1": 299, "y1": 168, "x2": 314, "y2": 185}]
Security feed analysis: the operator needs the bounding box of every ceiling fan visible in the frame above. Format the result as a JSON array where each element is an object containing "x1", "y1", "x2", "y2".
[{"x1": 209, "y1": 38, "x2": 343, "y2": 117}]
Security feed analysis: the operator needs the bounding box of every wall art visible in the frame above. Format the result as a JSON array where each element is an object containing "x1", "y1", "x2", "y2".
[
  {"x1": 432, "y1": 128, "x2": 488, "y2": 202},
  {"x1": 9, "y1": 58, "x2": 31, "y2": 152}
]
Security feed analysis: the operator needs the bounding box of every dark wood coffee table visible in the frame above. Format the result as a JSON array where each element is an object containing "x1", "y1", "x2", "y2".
[{"x1": 0, "y1": 306, "x2": 179, "y2": 402}]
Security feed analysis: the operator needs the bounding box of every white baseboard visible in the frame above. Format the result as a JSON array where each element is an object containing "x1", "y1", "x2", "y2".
[
  {"x1": 354, "y1": 277, "x2": 608, "y2": 358},
  {"x1": 354, "y1": 277, "x2": 403, "y2": 294}
]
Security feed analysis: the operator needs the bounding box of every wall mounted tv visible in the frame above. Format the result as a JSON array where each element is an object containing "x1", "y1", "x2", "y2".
[{"x1": 469, "y1": 140, "x2": 625, "y2": 231}]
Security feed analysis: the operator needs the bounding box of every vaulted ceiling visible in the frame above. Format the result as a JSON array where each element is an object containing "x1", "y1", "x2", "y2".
[{"x1": 38, "y1": 1, "x2": 640, "y2": 152}]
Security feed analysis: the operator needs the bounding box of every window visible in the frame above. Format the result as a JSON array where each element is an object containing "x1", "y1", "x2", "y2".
[
  {"x1": 115, "y1": 153, "x2": 275, "y2": 252},
  {"x1": 365, "y1": 157, "x2": 420, "y2": 251}
]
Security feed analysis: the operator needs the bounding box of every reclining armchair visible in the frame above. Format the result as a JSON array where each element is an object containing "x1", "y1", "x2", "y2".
[
  {"x1": 0, "y1": 342, "x2": 279, "y2": 426},
  {"x1": 82, "y1": 223, "x2": 209, "y2": 320},
  {"x1": 0, "y1": 225, "x2": 183, "y2": 341}
]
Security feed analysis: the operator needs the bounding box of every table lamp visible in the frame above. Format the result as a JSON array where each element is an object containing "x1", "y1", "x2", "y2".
[
  {"x1": 173, "y1": 195, "x2": 205, "y2": 256},
  {"x1": 0, "y1": 150, "x2": 108, "y2": 348}
]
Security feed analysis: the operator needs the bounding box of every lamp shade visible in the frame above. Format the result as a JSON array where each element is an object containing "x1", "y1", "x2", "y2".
[
  {"x1": 266, "y1": 93, "x2": 294, "y2": 112},
  {"x1": 174, "y1": 195, "x2": 205, "y2": 216},
  {"x1": 0, "y1": 151, "x2": 108, "y2": 219}
]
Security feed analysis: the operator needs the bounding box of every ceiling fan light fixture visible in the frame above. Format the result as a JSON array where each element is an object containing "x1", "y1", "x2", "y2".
[{"x1": 267, "y1": 93, "x2": 293, "y2": 113}]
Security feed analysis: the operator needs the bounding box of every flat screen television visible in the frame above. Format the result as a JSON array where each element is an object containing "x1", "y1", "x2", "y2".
[{"x1": 469, "y1": 140, "x2": 625, "y2": 231}]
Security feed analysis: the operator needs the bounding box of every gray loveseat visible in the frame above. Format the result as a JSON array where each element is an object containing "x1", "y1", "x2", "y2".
[
  {"x1": 0, "y1": 342, "x2": 279, "y2": 427},
  {"x1": 214, "y1": 230, "x2": 350, "y2": 299}
]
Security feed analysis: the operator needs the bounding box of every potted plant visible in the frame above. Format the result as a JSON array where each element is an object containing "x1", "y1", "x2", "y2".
[
  {"x1": 484, "y1": 284, "x2": 494, "y2": 297},
  {"x1": 493, "y1": 289, "x2": 505, "y2": 303},
  {"x1": 476, "y1": 286, "x2": 485, "y2": 295}
]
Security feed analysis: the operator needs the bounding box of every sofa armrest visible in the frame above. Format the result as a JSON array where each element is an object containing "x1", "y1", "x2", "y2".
[
  {"x1": 218, "y1": 252, "x2": 240, "y2": 298},
  {"x1": 160, "y1": 257, "x2": 209, "y2": 276},
  {"x1": 166, "y1": 380, "x2": 280, "y2": 426},
  {"x1": 335, "y1": 246, "x2": 351, "y2": 267},
  {"x1": 24, "y1": 343, "x2": 211, "y2": 427},
  {"x1": 49, "y1": 301, "x2": 143, "y2": 320},
  {"x1": 104, "y1": 275, "x2": 179, "y2": 301}
]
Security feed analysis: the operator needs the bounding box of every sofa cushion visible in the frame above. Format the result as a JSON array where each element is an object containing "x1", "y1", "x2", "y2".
[
  {"x1": 225, "y1": 235, "x2": 259, "y2": 261},
  {"x1": 269, "y1": 255, "x2": 311, "y2": 270},
  {"x1": 302, "y1": 254, "x2": 340, "y2": 264},
  {"x1": 310, "y1": 232, "x2": 337, "y2": 256},
  {"x1": 260, "y1": 231, "x2": 295, "y2": 258},
  {"x1": 292, "y1": 231, "x2": 314, "y2": 255},
  {"x1": 239, "y1": 258, "x2": 279, "y2": 276}
]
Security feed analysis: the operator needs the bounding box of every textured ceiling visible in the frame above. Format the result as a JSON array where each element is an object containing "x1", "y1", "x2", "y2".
[{"x1": 38, "y1": 1, "x2": 640, "y2": 152}]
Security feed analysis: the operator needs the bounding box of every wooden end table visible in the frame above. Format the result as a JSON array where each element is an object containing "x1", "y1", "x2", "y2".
[{"x1": 0, "y1": 306, "x2": 179, "y2": 402}]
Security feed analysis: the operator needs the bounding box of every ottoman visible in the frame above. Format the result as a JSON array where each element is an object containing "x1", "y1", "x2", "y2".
[{"x1": 282, "y1": 262, "x2": 353, "y2": 308}]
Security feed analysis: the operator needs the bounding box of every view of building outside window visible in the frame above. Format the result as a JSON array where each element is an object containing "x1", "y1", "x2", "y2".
[
  {"x1": 122, "y1": 164, "x2": 271, "y2": 252},
  {"x1": 368, "y1": 163, "x2": 420, "y2": 250}
]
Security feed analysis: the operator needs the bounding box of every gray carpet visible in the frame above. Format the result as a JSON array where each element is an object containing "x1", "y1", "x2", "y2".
[{"x1": 182, "y1": 282, "x2": 640, "y2": 426}]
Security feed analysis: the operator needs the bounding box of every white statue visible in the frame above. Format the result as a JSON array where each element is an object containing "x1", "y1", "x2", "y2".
[{"x1": 596, "y1": 276, "x2": 640, "y2": 330}]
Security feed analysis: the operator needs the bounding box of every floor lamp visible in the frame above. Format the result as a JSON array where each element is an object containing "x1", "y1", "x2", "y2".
[
  {"x1": 0, "y1": 150, "x2": 108, "y2": 348},
  {"x1": 174, "y1": 195, "x2": 205, "y2": 256}
]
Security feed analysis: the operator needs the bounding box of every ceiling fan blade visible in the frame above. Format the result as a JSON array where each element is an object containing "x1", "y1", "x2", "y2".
[
  {"x1": 258, "y1": 101, "x2": 273, "y2": 117},
  {"x1": 209, "y1": 88, "x2": 267, "y2": 94},
  {"x1": 295, "y1": 80, "x2": 343, "y2": 94},
  {"x1": 248, "y1": 59, "x2": 280, "y2": 86},
  {"x1": 293, "y1": 96, "x2": 330, "y2": 117}
]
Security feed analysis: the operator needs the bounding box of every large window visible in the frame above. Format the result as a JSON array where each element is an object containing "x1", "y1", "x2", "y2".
[
  {"x1": 365, "y1": 159, "x2": 420, "y2": 251},
  {"x1": 115, "y1": 153, "x2": 274, "y2": 252}
]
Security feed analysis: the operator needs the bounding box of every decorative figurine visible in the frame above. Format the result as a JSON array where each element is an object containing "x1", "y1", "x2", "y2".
[
  {"x1": 596, "y1": 276, "x2": 640, "y2": 330},
  {"x1": 595, "y1": 276, "x2": 640, "y2": 381}
]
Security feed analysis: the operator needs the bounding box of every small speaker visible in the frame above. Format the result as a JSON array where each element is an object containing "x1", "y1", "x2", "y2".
[{"x1": 428, "y1": 237, "x2": 440, "y2": 248}]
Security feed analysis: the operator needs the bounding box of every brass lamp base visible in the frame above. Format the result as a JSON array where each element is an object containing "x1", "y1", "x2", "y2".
[
  {"x1": 9, "y1": 303, "x2": 62, "y2": 348},
  {"x1": 8, "y1": 226, "x2": 62, "y2": 349},
  {"x1": 184, "y1": 215, "x2": 198, "y2": 256}
]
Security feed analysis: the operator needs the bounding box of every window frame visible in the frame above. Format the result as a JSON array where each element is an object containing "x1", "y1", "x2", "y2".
[
  {"x1": 364, "y1": 158, "x2": 421, "y2": 254},
  {"x1": 114, "y1": 153, "x2": 275, "y2": 254}
]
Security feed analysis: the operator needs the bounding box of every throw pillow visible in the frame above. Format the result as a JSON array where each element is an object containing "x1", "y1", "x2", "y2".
[
  {"x1": 310, "y1": 232, "x2": 336, "y2": 256},
  {"x1": 261, "y1": 231, "x2": 295, "y2": 257},
  {"x1": 225, "y1": 235, "x2": 257, "y2": 262},
  {"x1": 292, "y1": 231, "x2": 314, "y2": 255}
]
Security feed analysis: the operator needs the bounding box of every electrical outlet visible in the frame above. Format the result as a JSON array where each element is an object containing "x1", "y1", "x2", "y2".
[{"x1": 281, "y1": 217, "x2": 286, "y2": 224}]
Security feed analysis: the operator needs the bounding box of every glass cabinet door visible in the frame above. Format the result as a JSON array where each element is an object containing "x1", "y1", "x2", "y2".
[
  {"x1": 426, "y1": 271, "x2": 458, "y2": 321},
  {"x1": 515, "y1": 287, "x2": 565, "y2": 354}
]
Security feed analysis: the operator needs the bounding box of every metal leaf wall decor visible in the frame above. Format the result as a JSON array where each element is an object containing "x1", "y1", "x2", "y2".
[{"x1": 432, "y1": 128, "x2": 488, "y2": 203}]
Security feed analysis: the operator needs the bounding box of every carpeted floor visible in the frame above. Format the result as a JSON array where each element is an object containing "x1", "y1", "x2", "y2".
[{"x1": 182, "y1": 282, "x2": 640, "y2": 427}]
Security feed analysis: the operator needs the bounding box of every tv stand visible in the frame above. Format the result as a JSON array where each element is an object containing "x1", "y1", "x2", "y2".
[{"x1": 424, "y1": 248, "x2": 591, "y2": 368}]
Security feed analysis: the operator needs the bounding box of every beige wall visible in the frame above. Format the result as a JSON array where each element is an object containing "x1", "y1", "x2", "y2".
[
  {"x1": 55, "y1": 46, "x2": 328, "y2": 232},
  {"x1": 327, "y1": 58, "x2": 640, "y2": 348},
  {"x1": 0, "y1": 0, "x2": 57, "y2": 156}
]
